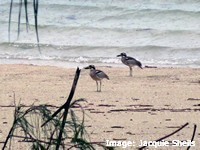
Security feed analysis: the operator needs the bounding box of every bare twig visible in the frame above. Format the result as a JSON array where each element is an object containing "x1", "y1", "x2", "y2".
[
  {"x1": 39, "y1": 68, "x2": 81, "y2": 150},
  {"x1": 187, "y1": 124, "x2": 197, "y2": 150},
  {"x1": 56, "y1": 67, "x2": 81, "y2": 150},
  {"x1": 41, "y1": 68, "x2": 81, "y2": 127},
  {"x1": 139, "y1": 122, "x2": 189, "y2": 150}
]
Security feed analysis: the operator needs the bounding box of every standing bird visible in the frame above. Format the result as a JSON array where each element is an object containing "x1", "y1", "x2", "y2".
[
  {"x1": 84, "y1": 65, "x2": 109, "y2": 92},
  {"x1": 117, "y1": 52, "x2": 142, "y2": 76}
]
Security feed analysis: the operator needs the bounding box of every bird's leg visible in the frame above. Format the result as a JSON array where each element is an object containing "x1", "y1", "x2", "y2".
[
  {"x1": 99, "y1": 80, "x2": 102, "y2": 92},
  {"x1": 96, "y1": 81, "x2": 98, "y2": 92},
  {"x1": 129, "y1": 67, "x2": 133, "y2": 77}
]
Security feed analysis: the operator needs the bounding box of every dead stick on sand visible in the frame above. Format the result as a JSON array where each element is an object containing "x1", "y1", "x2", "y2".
[
  {"x1": 187, "y1": 124, "x2": 197, "y2": 150},
  {"x1": 41, "y1": 68, "x2": 81, "y2": 127},
  {"x1": 138, "y1": 122, "x2": 189, "y2": 150},
  {"x1": 41, "y1": 67, "x2": 81, "y2": 150}
]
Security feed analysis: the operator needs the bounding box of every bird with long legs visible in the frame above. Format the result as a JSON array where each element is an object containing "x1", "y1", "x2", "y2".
[
  {"x1": 117, "y1": 52, "x2": 142, "y2": 76},
  {"x1": 84, "y1": 65, "x2": 109, "y2": 92}
]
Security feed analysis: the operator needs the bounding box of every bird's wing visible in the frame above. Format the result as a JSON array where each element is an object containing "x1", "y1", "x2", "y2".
[
  {"x1": 125, "y1": 56, "x2": 142, "y2": 68},
  {"x1": 95, "y1": 70, "x2": 109, "y2": 80},
  {"x1": 125, "y1": 56, "x2": 137, "y2": 64},
  {"x1": 125, "y1": 56, "x2": 137, "y2": 61}
]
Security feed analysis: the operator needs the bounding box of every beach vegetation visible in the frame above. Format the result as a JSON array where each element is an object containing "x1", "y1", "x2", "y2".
[
  {"x1": 2, "y1": 68, "x2": 114, "y2": 150},
  {"x1": 8, "y1": 0, "x2": 40, "y2": 52}
]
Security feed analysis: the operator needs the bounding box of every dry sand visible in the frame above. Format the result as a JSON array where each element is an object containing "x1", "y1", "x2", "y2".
[{"x1": 0, "y1": 64, "x2": 200, "y2": 149}]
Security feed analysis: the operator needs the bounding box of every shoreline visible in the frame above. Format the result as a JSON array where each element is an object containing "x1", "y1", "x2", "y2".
[
  {"x1": 0, "y1": 64, "x2": 200, "y2": 149},
  {"x1": 0, "y1": 58, "x2": 200, "y2": 69}
]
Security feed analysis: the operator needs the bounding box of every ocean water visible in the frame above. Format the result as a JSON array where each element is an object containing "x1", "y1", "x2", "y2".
[{"x1": 0, "y1": 0, "x2": 200, "y2": 68}]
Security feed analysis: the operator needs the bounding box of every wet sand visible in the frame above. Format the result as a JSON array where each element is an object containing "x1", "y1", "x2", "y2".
[{"x1": 0, "y1": 64, "x2": 200, "y2": 149}]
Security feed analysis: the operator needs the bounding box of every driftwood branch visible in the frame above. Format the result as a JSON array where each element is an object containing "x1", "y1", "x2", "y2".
[
  {"x1": 40, "y1": 67, "x2": 81, "y2": 150},
  {"x1": 41, "y1": 67, "x2": 81, "y2": 127},
  {"x1": 56, "y1": 67, "x2": 81, "y2": 150},
  {"x1": 139, "y1": 122, "x2": 189, "y2": 150},
  {"x1": 187, "y1": 124, "x2": 197, "y2": 150}
]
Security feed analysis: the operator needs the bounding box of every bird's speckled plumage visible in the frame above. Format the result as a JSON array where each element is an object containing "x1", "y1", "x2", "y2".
[
  {"x1": 117, "y1": 52, "x2": 142, "y2": 76},
  {"x1": 84, "y1": 65, "x2": 109, "y2": 92}
]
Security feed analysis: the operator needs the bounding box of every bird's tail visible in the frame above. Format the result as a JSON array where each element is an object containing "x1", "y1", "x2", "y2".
[
  {"x1": 105, "y1": 74, "x2": 110, "y2": 80},
  {"x1": 137, "y1": 61, "x2": 143, "y2": 69}
]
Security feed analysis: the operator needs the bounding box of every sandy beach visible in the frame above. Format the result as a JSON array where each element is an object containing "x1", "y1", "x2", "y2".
[{"x1": 0, "y1": 64, "x2": 200, "y2": 149}]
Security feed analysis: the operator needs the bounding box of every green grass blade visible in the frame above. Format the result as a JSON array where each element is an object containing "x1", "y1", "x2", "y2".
[
  {"x1": 24, "y1": 0, "x2": 29, "y2": 32},
  {"x1": 33, "y1": 0, "x2": 41, "y2": 53},
  {"x1": 17, "y1": 0, "x2": 23, "y2": 39},
  {"x1": 8, "y1": 0, "x2": 13, "y2": 42}
]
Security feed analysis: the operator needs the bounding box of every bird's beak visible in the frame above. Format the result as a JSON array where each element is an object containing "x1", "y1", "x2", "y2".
[{"x1": 117, "y1": 54, "x2": 121, "y2": 57}]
